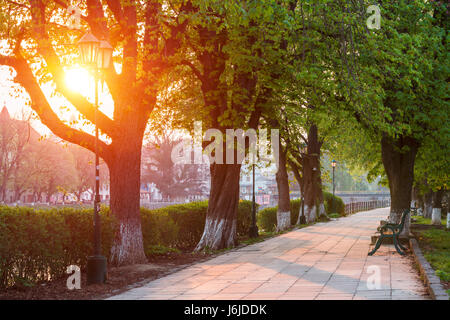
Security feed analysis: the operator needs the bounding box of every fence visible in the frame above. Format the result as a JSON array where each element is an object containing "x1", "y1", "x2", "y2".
[{"x1": 345, "y1": 199, "x2": 390, "y2": 215}]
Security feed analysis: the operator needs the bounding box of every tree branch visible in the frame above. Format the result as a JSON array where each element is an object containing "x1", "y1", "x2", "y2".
[
  {"x1": 28, "y1": 0, "x2": 116, "y2": 138},
  {"x1": 2, "y1": 54, "x2": 112, "y2": 163},
  {"x1": 181, "y1": 60, "x2": 204, "y2": 82}
]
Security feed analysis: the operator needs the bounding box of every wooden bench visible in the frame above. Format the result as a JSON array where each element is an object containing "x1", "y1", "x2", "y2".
[{"x1": 368, "y1": 209, "x2": 409, "y2": 256}]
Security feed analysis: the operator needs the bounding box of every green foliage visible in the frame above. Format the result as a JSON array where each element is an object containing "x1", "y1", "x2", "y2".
[
  {"x1": 256, "y1": 198, "x2": 302, "y2": 232},
  {"x1": 290, "y1": 199, "x2": 301, "y2": 225},
  {"x1": 0, "y1": 206, "x2": 115, "y2": 290},
  {"x1": 257, "y1": 206, "x2": 278, "y2": 232},
  {"x1": 0, "y1": 200, "x2": 255, "y2": 289},
  {"x1": 414, "y1": 227, "x2": 450, "y2": 286},
  {"x1": 414, "y1": 134, "x2": 450, "y2": 194},
  {"x1": 145, "y1": 245, "x2": 181, "y2": 256},
  {"x1": 236, "y1": 200, "x2": 259, "y2": 236},
  {"x1": 323, "y1": 191, "x2": 345, "y2": 216},
  {"x1": 141, "y1": 208, "x2": 180, "y2": 248},
  {"x1": 257, "y1": 195, "x2": 344, "y2": 231},
  {"x1": 412, "y1": 215, "x2": 447, "y2": 226}
]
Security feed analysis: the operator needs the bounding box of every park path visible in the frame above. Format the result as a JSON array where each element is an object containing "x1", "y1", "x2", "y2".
[{"x1": 107, "y1": 207, "x2": 429, "y2": 300}]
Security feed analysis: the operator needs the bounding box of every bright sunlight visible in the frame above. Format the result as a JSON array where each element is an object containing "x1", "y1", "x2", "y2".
[{"x1": 65, "y1": 67, "x2": 93, "y2": 94}]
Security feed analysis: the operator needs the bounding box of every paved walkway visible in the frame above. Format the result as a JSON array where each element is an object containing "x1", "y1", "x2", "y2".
[{"x1": 107, "y1": 208, "x2": 429, "y2": 300}]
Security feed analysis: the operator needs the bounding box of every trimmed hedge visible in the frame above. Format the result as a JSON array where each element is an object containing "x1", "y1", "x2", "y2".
[
  {"x1": 257, "y1": 207, "x2": 278, "y2": 232},
  {"x1": 143, "y1": 200, "x2": 255, "y2": 249},
  {"x1": 0, "y1": 206, "x2": 115, "y2": 289},
  {"x1": 0, "y1": 200, "x2": 254, "y2": 289},
  {"x1": 257, "y1": 193, "x2": 345, "y2": 232},
  {"x1": 323, "y1": 191, "x2": 345, "y2": 216}
]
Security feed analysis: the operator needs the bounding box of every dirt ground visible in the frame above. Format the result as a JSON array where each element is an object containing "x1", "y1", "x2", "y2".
[{"x1": 0, "y1": 251, "x2": 215, "y2": 300}]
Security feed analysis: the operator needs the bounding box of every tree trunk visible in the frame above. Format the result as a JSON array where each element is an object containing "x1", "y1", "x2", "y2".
[
  {"x1": 424, "y1": 190, "x2": 433, "y2": 219},
  {"x1": 0, "y1": 184, "x2": 6, "y2": 202},
  {"x1": 381, "y1": 135, "x2": 419, "y2": 236},
  {"x1": 432, "y1": 189, "x2": 443, "y2": 225},
  {"x1": 301, "y1": 124, "x2": 325, "y2": 223},
  {"x1": 275, "y1": 146, "x2": 291, "y2": 231},
  {"x1": 411, "y1": 185, "x2": 419, "y2": 208},
  {"x1": 316, "y1": 166, "x2": 327, "y2": 218},
  {"x1": 288, "y1": 158, "x2": 305, "y2": 225},
  {"x1": 109, "y1": 134, "x2": 147, "y2": 266},
  {"x1": 195, "y1": 163, "x2": 241, "y2": 251}
]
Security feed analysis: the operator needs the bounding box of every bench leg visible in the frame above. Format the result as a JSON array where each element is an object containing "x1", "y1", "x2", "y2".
[
  {"x1": 397, "y1": 241, "x2": 407, "y2": 252},
  {"x1": 393, "y1": 235, "x2": 406, "y2": 256},
  {"x1": 368, "y1": 235, "x2": 384, "y2": 256}
]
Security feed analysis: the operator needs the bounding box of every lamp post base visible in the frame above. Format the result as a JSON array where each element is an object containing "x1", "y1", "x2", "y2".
[
  {"x1": 87, "y1": 255, "x2": 107, "y2": 285},
  {"x1": 249, "y1": 225, "x2": 259, "y2": 238}
]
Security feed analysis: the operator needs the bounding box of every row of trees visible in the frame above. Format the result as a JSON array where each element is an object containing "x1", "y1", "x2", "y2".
[
  {"x1": 0, "y1": 108, "x2": 207, "y2": 204},
  {"x1": 141, "y1": 132, "x2": 210, "y2": 201},
  {"x1": 0, "y1": 0, "x2": 447, "y2": 265},
  {"x1": 0, "y1": 108, "x2": 98, "y2": 203}
]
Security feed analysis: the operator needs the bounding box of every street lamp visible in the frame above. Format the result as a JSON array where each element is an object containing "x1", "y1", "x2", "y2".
[
  {"x1": 78, "y1": 32, "x2": 99, "y2": 66},
  {"x1": 331, "y1": 159, "x2": 337, "y2": 196},
  {"x1": 249, "y1": 156, "x2": 259, "y2": 238},
  {"x1": 98, "y1": 40, "x2": 113, "y2": 70},
  {"x1": 331, "y1": 159, "x2": 337, "y2": 214},
  {"x1": 299, "y1": 143, "x2": 307, "y2": 225},
  {"x1": 78, "y1": 32, "x2": 113, "y2": 285}
]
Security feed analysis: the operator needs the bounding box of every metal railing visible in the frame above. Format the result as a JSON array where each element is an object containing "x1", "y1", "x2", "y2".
[{"x1": 344, "y1": 199, "x2": 391, "y2": 215}]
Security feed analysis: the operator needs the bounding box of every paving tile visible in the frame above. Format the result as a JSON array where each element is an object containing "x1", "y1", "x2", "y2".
[
  {"x1": 219, "y1": 282, "x2": 264, "y2": 294},
  {"x1": 241, "y1": 293, "x2": 283, "y2": 300},
  {"x1": 106, "y1": 208, "x2": 429, "y2": 301},
  {"x1": 171, "y1": 294, "x2": 208, "y2": 300},
  {"x1": 315, "y1": 293, "x2": 355, "y2": 300},
  {"x1": 137, "y1": 294, "x2": 181, "y2": 300},
  {"x1": 277, "y1": 293, "x2": 319, "y2": 300},
  {"x1": 206, "y1": 294, "x2": 247, "y2": 300}
]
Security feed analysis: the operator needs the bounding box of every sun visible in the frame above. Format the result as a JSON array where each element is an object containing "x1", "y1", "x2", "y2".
[
  {"x1": 63, "y1": 66, "x2": 115, "y2": 120},
  {"x1": 65, "y1": 67, "x2": 92, "y2": 94}
]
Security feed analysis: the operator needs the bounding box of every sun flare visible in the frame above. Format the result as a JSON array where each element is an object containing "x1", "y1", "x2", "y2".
[{"x1": 65, "y1": 67, "x2": 93, "y2": 94}]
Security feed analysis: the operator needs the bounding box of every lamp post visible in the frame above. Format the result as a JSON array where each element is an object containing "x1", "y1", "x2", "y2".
[
  {"x1": 331, "y1": 159, "x2": 337, "y2": 214},
  {"x1": 77, "y1": 32, "x2": 113, "y2": 285},
  {"x1": 249, "y1": 156, "x2": 258, "y2": 238},
  {"x1": 331, "y1": 160, "x2": 337, "y2": 197},
  {"x1": 299, "y1": 143, "x2": 307, "y2": 225}
]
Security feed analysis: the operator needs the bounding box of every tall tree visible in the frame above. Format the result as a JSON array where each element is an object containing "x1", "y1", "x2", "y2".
[
  {"x1": 338, "y1": 0, "x2": 449, "y2": 233},
  {"x1": 0, "y1": 107, "x2": 33, "y2": 201},
  {"x1": 164, "y1": 0, "x2": 295, "y2": 250},
  {"x1": 141, "y1": 133, "x2": 209, "y2": 201},
  {"x1": 0, "y1": 0, "x2": 192, "y2": 265}
]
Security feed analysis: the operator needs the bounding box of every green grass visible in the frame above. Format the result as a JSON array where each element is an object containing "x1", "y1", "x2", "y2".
[
  {"x1": 412, "y1": 215, "x2": 447, "y2": 226},
  {"x1": 412, "y1": 216, "x2": 450, "y2": 294},
  {"x1": 145, "y1": 244, "x2": 181, "y2": 256},
  {"x1": 417, "y1": 228, "x2": 450, "y2": 278},
  {"x1": 240, "y1": 231, "x2": 278, "y2": 246}
]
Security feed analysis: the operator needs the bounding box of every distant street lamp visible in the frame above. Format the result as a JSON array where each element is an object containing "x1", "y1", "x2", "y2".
[
  {"x1": 331, "y1": 159, "x2": 337, "y2": 214},
  {"x1": 331, "y1": 159, "x2": 337, "y2": 196},
  {"x1": 78, "y1": 31, "x2": 113, "y2": 285},
  {"x1": 249, "y1": 158, "x2": 259, "y2": 238},
  {"x1": 299, "y1": 143, "x2": 307, "y2": 225}
]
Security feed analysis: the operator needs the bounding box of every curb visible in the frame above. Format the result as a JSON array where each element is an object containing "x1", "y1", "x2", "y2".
[{"x1": 409, "y1": 238, "x2": 449, "y2": 300}]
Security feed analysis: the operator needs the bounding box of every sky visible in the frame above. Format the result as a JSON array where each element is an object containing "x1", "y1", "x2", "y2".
[{"x1": 0, "y1": 64, "x2": 115, "y2": 138}]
